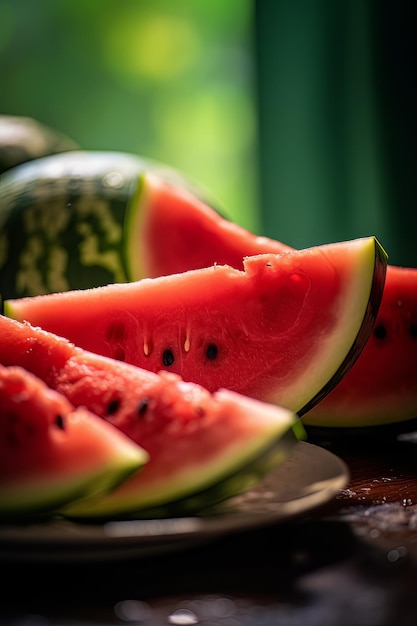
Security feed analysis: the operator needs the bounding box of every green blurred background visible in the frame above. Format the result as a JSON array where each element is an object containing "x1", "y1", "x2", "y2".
[
  {"x1": 0, "y1": 0, "x2": 259, "y2": 232},
  {"x1": 1, "y1": 0, "x2": 416, "y2": 266}
]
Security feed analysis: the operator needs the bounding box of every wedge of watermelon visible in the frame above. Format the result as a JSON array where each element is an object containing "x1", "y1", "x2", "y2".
[
  {"x1": 127, "y1": 174, "x2": 417, "y2": 428},
  {"x1": 126, "y1": 172, "x2": 292, "y2": 280},
  {"x1": 0, "y1": 316, "x2": 301, "y2": 518},
  {"x1": 5, "y1": 236, "x2": 387, "y2": 417},
  {"x1": 0, "y1": 364, "x2": 147, "y2": 520}
]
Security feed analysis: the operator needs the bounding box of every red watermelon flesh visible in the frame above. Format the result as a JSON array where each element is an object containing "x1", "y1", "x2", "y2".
[
  {"x1": 5, "y1": 237, "x2": 387, "y2": 417},
  {"x1": 0, "y1": 315, "x2": 300, "y2": 518},
  {"x1": 126, "y1": 173, "x2": 293, "y2": 280},
  {"x1": 127, "y1": 174, "x2": 417, "y2": 427},
  {"x1": 0, "y1": 364, "x2": 147, "y2": 519}
]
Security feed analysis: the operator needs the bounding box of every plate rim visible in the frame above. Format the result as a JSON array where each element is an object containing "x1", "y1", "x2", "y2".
[{"x1": 0, "y1": 441, "x2": 349, "y2": 562}]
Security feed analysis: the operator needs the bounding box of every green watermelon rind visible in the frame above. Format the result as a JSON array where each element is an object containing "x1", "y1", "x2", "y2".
[
  {"x1": 134, "y1": 426, "x2": 299, "y2": 520},
  {"x1": 123, "y1": 172, "x2": 160, "y2": 282},
  {"x1": 61, "y1": 409, "x2": 301, "y2": 520},
  {"x1": 0, "y1": 453, "x2": 145, "y2": 521},
  {"x1": 299, "y1": 237, "x2": 388, "y2": 420}
]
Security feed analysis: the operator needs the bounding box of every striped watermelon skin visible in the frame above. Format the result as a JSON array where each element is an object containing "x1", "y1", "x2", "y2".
[
  {"x1": 0, "y1": 151, "x2": 219, "y2": 302},
  {"x1": 0, "y1": 152, "x2": 144, "y2": 300}
]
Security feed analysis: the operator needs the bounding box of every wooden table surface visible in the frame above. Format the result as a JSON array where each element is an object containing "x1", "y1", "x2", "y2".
[{"x1": 3, "y1": 421, "x2": 417, "y2": 626}]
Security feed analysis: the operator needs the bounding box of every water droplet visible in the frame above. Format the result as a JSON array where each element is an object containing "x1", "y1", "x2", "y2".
[
  {"x1": 387, "y1": 546, "x2": 408, "y2": 563},
  {"x1": 168, "y1": 607, "x2": 199, "y2": 625},
  {"x1": 337, "y1": 488, "x2": 357, "y2": 499}
]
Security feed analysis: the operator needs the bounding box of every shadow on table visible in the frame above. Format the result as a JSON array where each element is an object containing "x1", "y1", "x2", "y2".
[{"x1": 2, "y1": 510, "x2": 417, "y2": 626}]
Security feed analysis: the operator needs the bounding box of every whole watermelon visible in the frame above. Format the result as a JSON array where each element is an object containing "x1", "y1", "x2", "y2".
[{"x1": 0, "y1": 150, "x2": 220, "y2": 302}]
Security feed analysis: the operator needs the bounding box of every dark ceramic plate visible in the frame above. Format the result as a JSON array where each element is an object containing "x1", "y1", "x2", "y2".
[{"x1": 0, "y1": 441, "x2": 348, "y2": 562}]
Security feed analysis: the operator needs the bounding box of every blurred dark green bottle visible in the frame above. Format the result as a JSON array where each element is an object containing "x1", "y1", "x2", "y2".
[{"x1": 255, "y1": 0, "x2": 417, "y2": 266}]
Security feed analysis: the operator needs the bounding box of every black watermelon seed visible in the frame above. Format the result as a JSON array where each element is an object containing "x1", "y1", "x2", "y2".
[
  {"x1": 107, "y1": 399, "x2": 121, "y2": 415},
  {"x1": 206, "y1": 343, "x2": 218, "y2": 360},
  {"x1": 137, "y1": 397, "x2": 150, "y2": 416},
  {"x1": 410, "y1": 324, "x2": 417, "y2": 338},
  {"x1": 55, "y1": 414, "x2": 65, "y2": 430},
  {"x1": 162, "y1": 349, "x2": 175, "y2": 367},
  {"x1": 373, "y1": 324, "x2": 387, "y2": 340}
]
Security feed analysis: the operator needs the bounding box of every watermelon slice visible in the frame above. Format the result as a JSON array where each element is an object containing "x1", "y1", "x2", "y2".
[
  {"x1": 5, "y1": 236, "x2": 387, "y2": 417},
  {"x1": 128, "y1": 174, "x2": 417, "y2": 428},
  {"x1": 0, "y1": 364, "x2": 147, "y2": 520},
  {"x1": 126, "y1": 172, "x2": 292, "y2": 280},
  {"x1": 0, "y1": 316, "x2": 301, "y2": 518}
]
